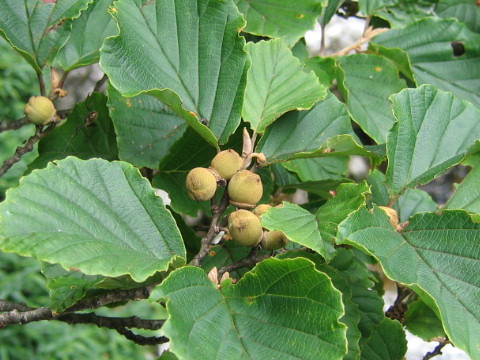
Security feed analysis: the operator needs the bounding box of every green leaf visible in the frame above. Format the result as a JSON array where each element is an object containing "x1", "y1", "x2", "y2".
[
  {"x1": 338, "y1": 207, "x2": 480, "y2": 360},
  {"x1": 373, "y1": 1, "x2": 434, "y2": 28},
  {"x1": 0, "y1": 157, "x2": 186, "y2": 282},
  {"x1": 256, "y1": 92, "x2": 360, "y2": 163},
  {"x1": 368, "y1": 44, "x2": 415, "y2": 82},
  {"x1": 394, "y1": 189, "x2": 437, "y2": 222},
  {"x1": 55, "y1": 0, "x2": 118, "y2": 71},
  {"x1": 283, "y1": 157, "x2": 349, "y2": 182},
  {"x1": 100, "y1": 0, "x2": 249, "y2": 147},
  {"x1": 404, "y1": 298, "x2": 446, "y2": 342},
  {"x1": 242, "y1": 39, "x2": 327, "y2": 133},
  {"x1": 151, "y1": 258, "x2": 347, "y2": 360},
  {"x1": 316, "y1": 182, "x2": 371, "y2": 259},
  {"x1": 234, "y1": 0, "x2": 326, "y2": 46},
  {"x1": 385, "y1": 85, "x2": 480, "y2": 195},
  {"x1": 358, "y1": 0, "x2": 397, "y2": 15},
  {"x1": 446, "y1": 162, "x2": 480, "y2": 213},
  {"x1": 261, "y1": 202, "x2": 327, "y2": 258},
  {"x1": 367, "y1": 169, "x2": 390, "y2": 207},
  {"x1": 359, "y1": 318, "x2": 407, "y2": 360},
  {"x1": 27, "y1": 93, "x2": 118, "y2": 172},
  {"x1": 304, "y1": 56, "x2": 337, "y2": 87},
  {"x1": 41, "y1": 263, "x2": 104, "y2": 313},
  {"x1": 107, "y1": 84, "x2": 187, "y2": 169},
  {"x1": 0, "y1": 0, "x2": 92, "y2": 73},
  {"x1": 200, "y1": 241, "x2": 252, "y2": 278},
  {"x1": 373, "y1": 18, "x2": 480, "y2": 108},
  {"x1": 336, "y1": 54, "x2": 407, "y2": 143},
  {"x1": 436, "y1": 0, "x2": 480, "y2": 34},
  {"x1": 319, "y1": 0, "x2": 343, "y2": 26}
]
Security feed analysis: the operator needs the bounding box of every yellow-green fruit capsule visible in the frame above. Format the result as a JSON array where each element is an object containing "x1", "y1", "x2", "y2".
[
  {"x1": 210, "y1": 149, "x2": 243, "y2": 180},
  {"x1": 261, "y1": 231, "x2": 288, "y2": 250},
  {"x1": 228, "y1": 170, "x2": 263, "y2": 208},
  {"x1": 252, "y1": 204, "x2": 272, "y2": 218},
  {"x1": 24, "y1": 96, "x2": 56, "y2": 125},
  {"x1": 228, "y1": 209, "x2": 263, "y2": 247},
  {"x1": 186, "y1": 167, "x2": 217, "y2": 201}
]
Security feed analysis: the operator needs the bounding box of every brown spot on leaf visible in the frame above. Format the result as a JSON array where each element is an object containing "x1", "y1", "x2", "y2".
[
  {"x1": 451, "y1": 41, "x2": 465, "y2": 57},
  {"x1": 296, "y1": 14, "x2": 304, "y2": 19},
  {"x1": 375, "y1": 66, "x2": 382, "y2": 72}
]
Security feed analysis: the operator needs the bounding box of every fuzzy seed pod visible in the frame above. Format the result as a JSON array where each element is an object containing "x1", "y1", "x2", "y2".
[
  {"x1": 252, "y1": 204, "x2": 272, "y2": 218},
  {"x1": 186, "y1": 167, "x2": 217, "y2": 201},
  {"x1": 228, "y1": 209, "x2": 263, "y2": 247},
  {"x1": 24, "y1": 96, "x2": 56, "y2": 125},
  {"x1": 228, "y1": 170, "x2": 263, "y2": 208},
  {"x1": 261, "y1": 230, "x2": 288, "y2": 250},
  {"x1": 210, "y1": 149, "x2": 243, "y2": 180}
]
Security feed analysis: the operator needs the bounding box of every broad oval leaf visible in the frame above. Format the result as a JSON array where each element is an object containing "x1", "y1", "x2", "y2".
[
  {"x1": 234, "y1": 0, "x2": 326, "y2": 46},
  {"x1": 338, "y1": 207, "x2": 480, "y2": 360},
  {"x1": 242, "y1": 39, "x2": 327, "y2": 133},
  {"x1": 0, "y1": 157, "x2": 186, "y2": 282},
  {"x1": 56, "y1": 0, "x2": 118, "y2": 71},
  {"x1": 360, "y1": 318, "x2": 407, "y2": 360},
  {"x1": 373, "y1": 18, "x2": 480, "y2": 108},
  {"x1": 336, "y1": 54, "x2": 407, "y2": 143},
  {"x1": 385, "y1": 85, "x2": 480, "y2": 195},
  {"x1": 100, "y1": 0, "x2": 249, "y2": 146},
  {"x1": 107, "y1": 84, "x2": 187, "y2": 169},
  {"x1": 261, "y1": 202, "x2": 327, "y2": 259},
  {"x1": 0, "y1": 0, "x2": 92, "y2": 73},
  {"x1": 151, "y1": 258, "x2": 347, "y2": 360},
  {"x1": 436, "y1": 0, "x2": 480, "y2": 34},
  {"x1": 256, "y1": 92, "x2": 360, "y2": 163}
]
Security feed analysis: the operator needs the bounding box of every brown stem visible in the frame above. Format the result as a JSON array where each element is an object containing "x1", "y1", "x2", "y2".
[
  {"x1": 385, "y1": 284, "x2": 412, "y2": 324},
  {"x1": 93, "y1": 73, "x2": 108, "y2": 93},
  {"x1": 0, "y1": 123, "x2": 56, "y2": 178},
  {"x1": 57, "y1": 313, "x2": 164, "y2": 330},
  {"x1": 320, "y1": 24, "x2": 326, "y2": 56},
  {"x1": 422, "y1": 339, "x2": 450, "y2": 360},
  {"x1": 218, "y1": 248, "x2": 271, "y2": 276},
  {"x1": 0, "y1": 118, "x2": 30, "y2": 133},
  {"x1": 38, "y1": 73, "x2": 46, "y2": 97},
  {"x1": 115, "y1": 328, "x2": 168, "y2": 346},
  {"x1": 191, "y1": 189, "x2": 230, "y2": 266}
]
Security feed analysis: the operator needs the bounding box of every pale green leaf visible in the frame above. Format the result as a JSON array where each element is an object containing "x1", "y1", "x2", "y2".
[
  {"x1": 261, "y1": 202, "x2": 327, "y2": 258},
  {"x1": 385, "y1": 85, "x2": 480, "y2": 195},
  {"x1": 56, "y1": 0, "x2": 118, "y2": 71},
  {"x1": 151, "y1": 258, "x2": 347, "y2": 360},
  {"x1": 235, "y1": 0, "x2": 326, "y2": 46},
  {"x1": 404, "y1": 299, "x2": 446, "y2": 341},
  {"x1": 337, "y1": 54, "x2": 407, "y2": 143},
  {"x1": 0, "y1": 157, "x2": 186, "y2": 282},
  {"x1": 283, "y1": 157, "x2": 349, "y2": 182},
  {"x1": 100, "y1": 0, "x2": 249, "y2": 147},
  {"x1": 242, "y1": 39, "x2": 327, "y2": 133},
  {"x1": 107, "y1": 84, "x2": 187, "y2": 169},
  {"x1": 373, "y1": 18, "x2": 480, "y2": 108},
  {"x1": 446, "y1": 162, "x2": 480, "y2": 213},
  {"x1": 0, "y1": 0, "x2": 92, "y2": 72},
  {"x1": 436, "y1": 0, "x2": 480, "y2": 34},
  {"x1": 395, "y1": 189, "x2": 437, "y2": 222},
  {"x1": 360, "y1": 318, "x2": 407, "y2": 360},
  {"x1": 338, "y1": 207, "x2": 480, "y2": 359}
]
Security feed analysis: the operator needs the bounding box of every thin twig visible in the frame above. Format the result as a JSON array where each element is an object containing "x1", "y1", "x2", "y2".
[
  {"x1": 0, "y1": 300, "x2": 35, "y2": 312},
  {"x1": 0, "y1": 123, "x2": 56, "y2": 178},
  {"x1": 57, "y1": 313, "x2": 164, "y2": 330},
  {"x1": 93, "y1": 73, "x2": 109, "y2": 92},
  {"x1": 115, "y1": 328, "x2": 168, "y2": 346},
  {"x1": 332, "y1": 26, "x2": 389, "y2": 56},
  {"x1": 422, "y1": 338, "x2": 450, "y2": 360},
  {"x1": 0, "y1": 118, "x2": 30, "y2": 133},
  {"x1": 218, "y1": 248, "x2": 271, "y2": 276},
  {"x1": 0, "y1": 307, "x2": 53, "y2": 328},
  {"x1": 38, "y1": 73, "x2": 46, "y2": 97},
  {"x1": 385, "y1": 284, "x2": 412, "y2": 324},
  {"x1": 320, "y1": 24, "x2": 326, "y2": 56},
  {"x1": 191, "y1": 189, "x2": 230, "y2": 266}
]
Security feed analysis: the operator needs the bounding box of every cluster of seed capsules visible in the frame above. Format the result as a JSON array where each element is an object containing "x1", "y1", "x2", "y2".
[{"x1": 186, "y1": 149, "x2": 288, "y2": 250}]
